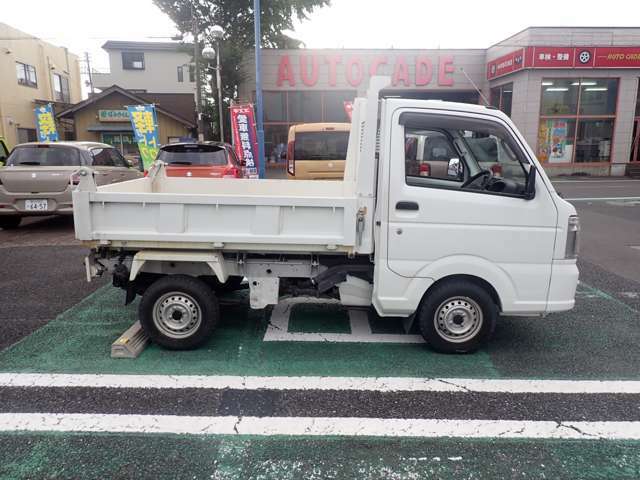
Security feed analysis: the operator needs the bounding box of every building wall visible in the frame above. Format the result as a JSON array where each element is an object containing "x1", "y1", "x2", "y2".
[
  {"x1": 0, "y1": 23, "x2": 82, "y2": 147},
  {"x1": 71, "y1": 91, "x2": 191, "y2": 144},
  {"x1": 94, "y1": 49, "x2": 196, "y2": 95}
]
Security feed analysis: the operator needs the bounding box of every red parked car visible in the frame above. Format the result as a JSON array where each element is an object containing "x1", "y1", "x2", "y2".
[{"x1": 159, "y1": 142, "x2": 243, "y2": 178}]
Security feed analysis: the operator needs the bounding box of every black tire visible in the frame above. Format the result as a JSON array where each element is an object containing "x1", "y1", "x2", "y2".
[
  {"x1": 139, "y1": 275, "x2": 219, "y2": 350},
  {"x1": 0, "y1": 217, "x2": 21, "y2": 229},
  {"x1": 417, "y1": 280, "x2": 497, "y2": 354}
]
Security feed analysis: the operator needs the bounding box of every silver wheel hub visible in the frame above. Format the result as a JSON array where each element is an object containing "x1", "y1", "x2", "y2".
[
  {"x1": 434, "y1": 296, "x2": 483, "y2": 343},
  {"x1": 153, "y1": 292, "x2": 202, "y2": 339}
]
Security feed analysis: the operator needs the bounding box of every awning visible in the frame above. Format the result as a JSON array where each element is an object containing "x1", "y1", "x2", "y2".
[{"x1": 86, "y1": 123, "x2": 133, "y2": 132}]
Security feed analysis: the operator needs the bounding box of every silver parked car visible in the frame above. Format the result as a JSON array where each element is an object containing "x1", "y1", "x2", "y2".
[{"x1": 0, "y1": 141, "x2": 142, "y2": 229}]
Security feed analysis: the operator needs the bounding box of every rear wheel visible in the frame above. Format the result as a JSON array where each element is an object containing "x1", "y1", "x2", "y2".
[
  {"x1": 417, "y1": 280, "x2": 497, "y2": 354},
  {"x1": 139, "y1": 275, "x2": 219, "y2": 350},
  {"x1": 0, "y1": 217, "x2": 21, "y2": 229}
]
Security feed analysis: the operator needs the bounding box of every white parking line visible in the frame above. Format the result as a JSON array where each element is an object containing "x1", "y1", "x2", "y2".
[
  {"x1": 3, "y1": 373, "x2": 640, "y2": 394},
  {"x1": 262, "y1": 296, "x2": 424, "y2": 344},
  {"x1": 1, "y1": 413, "x2": 639, "y2": 439},
  {"x1": 565, "y1": 196, "x2": 640, "y2": 201}
]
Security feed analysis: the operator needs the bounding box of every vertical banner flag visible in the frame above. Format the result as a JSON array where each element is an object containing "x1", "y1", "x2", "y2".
[
  {"x1": 34, "y1": 104, "x2": 59, "y2": 142},
  {"x1": 126, "y1": 105, "x2": 160, "y2": 170},
  {"x1": 230, "y1": 104, "x2": 259, "y2": 178}
]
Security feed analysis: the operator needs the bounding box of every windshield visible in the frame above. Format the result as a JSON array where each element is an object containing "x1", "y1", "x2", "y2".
[
  {"x1": 157, "y1": 144, "x2": 228, "y2": 166},
  {"x1": 294, "y1": 131, "x2": 349, "y2": 160},
  {"x1": 6, "y1": 145, "x2": 81, "y2": 166}
]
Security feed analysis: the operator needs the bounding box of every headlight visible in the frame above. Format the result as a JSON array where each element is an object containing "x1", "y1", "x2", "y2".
[{"x1": 565, "y1": 215, "x2": 580, "y2": 259}]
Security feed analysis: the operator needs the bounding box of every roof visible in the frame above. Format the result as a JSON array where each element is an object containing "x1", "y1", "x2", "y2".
[
  {"x1": 56, "y1": 85, "x2": 195, "y2": 128},
  {"x1": 102, "y1": 41, "x2": 193, "y2": 52},
  {"x1": 14, "y1": 141, "x2": 113, "y2": 150},
  {"x1": 138, "y1": 92, "x2": 196, "y2": 125}
]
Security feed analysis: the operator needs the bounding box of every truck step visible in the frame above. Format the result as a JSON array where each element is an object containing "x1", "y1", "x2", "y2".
[{"x1": 111, "y1": 321, "x2": 149, "y2": 359}]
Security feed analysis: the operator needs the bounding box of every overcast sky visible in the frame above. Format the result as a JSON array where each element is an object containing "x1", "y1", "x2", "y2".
[{"x1": 2, "y1": 0, "x2": 638, "y2": 94}]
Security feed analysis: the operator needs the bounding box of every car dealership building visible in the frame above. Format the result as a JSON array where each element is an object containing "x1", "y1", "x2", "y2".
[{"x1": 238, "y1": 27, "x2": 640, "y2": 176}]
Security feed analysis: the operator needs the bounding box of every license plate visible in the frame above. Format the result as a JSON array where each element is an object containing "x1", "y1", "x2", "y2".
[{"x1": 25, "y1": 199, "x2": 48, "y2": 211}]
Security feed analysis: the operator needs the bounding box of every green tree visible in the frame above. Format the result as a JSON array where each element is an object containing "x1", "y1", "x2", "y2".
[{"x1": 153, "y1": 0, "x2": 330, "y2": 142}]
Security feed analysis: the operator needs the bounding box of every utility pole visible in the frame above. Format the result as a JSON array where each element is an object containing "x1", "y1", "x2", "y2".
[
  {"x1": 216, "y1": 40, "x2": 224, "y2": 143},
  {"x1": 193, "y1": 9, "x2": 204, "y2": 141},
  {"x1": 84, "y1": 52, "x2": 95, "y2": 95},
  {"x1": 254, "y1": 0, "x2": 265, "y2": 178}
]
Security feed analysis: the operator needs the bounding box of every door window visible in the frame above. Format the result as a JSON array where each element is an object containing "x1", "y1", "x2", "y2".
[
  {"x1": 90, "y1": 148, "x2": 117, "y2": 167},
  {"x1": 401, "y1": 113, "x2": 533, "y2": 198}
]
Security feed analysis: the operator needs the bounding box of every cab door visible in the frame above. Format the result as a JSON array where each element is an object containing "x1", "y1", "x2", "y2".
[{"x1": 385, "y1": 110, "x2": 558, "y2": 313}]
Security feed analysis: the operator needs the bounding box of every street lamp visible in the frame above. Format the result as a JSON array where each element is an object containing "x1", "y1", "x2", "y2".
[{"x1": 209, "y1": 25, "x2": 225, "y2": 143}]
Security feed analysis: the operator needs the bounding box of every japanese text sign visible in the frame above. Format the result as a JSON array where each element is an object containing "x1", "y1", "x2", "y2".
[
  {"x1": 230, "y1": 104, "x2": 259, "y2": 178},
  {"x1": 126, "y1": 105, "x2": 160, "y2": 170},
  {"x1": 34, "y1": 104, "x2": 59, "y2": 142}
]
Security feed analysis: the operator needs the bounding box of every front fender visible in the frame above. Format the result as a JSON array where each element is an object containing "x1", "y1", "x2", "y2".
[{"x1": 415, "y1": 255, "x2": 518, "y2": 312}]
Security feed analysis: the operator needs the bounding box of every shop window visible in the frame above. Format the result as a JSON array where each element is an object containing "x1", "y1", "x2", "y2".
[
  {"x1": 540, "y1": 79, "x2": 579, "y2": 115},
  {"x1": 264, "y1": 124, "x2": 289, "y2": 164},
  {"x1": 635, "y1": 81, "x2": 640, "y2": 117},
  {"x1": 575, "y1": 119, "x2": 614, "y2": 163},
  {"x1": 262, "y1": 92, "x2": 286, "y2": 122},
  {"x1": 490, "y1": 83, "x2": 512, "y2": 117},
  {"x1": 17, "y1": 128, "x2": 37, "y2": 143},
  {"x1": 579, "y1": 79, "x2": 618, "y2": 116},
  {"x1": 537, "y1": 119, "x2": 577, "y2": 164},
  {"x1": 16, "y1": 62, "x2": 37, "y2": 88},
  {"x1": 53, "y1": 73, "x2": 70, "y2": 103},
  {"x1": 324, "y1": 91, "x2": 356, "y2": 122},
  {"x1": 538, "y1": 78, "x2": 618, "y2": 163},
  {"x1": 122, "y1": 52, "x2": 145, "y2": 70},
  {"x1": 288, "y1": 91, "x2": 322, "y2": 123}
]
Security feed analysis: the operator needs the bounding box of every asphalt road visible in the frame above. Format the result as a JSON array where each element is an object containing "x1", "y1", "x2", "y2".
[{"x1": 0, "y1": 179, "x2": 639, "y2": 479}]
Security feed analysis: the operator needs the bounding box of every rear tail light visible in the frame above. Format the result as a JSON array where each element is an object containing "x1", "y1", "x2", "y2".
[
  {"x1": 490, "y1": 164, "x2": 503, "y2": 176},
  {"x1": 223, "y1": 166, "x2": 241, "y2": 178},
  {"x1": 287, "y1": 141, "x2": 295, "y2": 176},
  {"x1": 419, "y1": 163, "x2": 430, "y2": 177},
  {"x1": 143, "y1": 170, "x2": 149, "y2": 177}
]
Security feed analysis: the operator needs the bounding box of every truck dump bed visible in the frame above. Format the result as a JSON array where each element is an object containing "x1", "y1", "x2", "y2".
[{"x1": 73, "y1": 166, "x2": 364, "y2": 253}]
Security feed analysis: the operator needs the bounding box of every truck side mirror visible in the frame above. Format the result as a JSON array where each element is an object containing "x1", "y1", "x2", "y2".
[
  {"x1": 447, "y1": 157, "x2": 462, "y2": 178},
  {"x1": 525, "y1": 164, "x2": 537, "y2": 200}
]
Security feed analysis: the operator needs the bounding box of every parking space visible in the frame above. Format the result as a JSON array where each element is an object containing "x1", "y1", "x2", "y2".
[{"x1": 0, "y1": 178, "x2": 639, "y2": 479}]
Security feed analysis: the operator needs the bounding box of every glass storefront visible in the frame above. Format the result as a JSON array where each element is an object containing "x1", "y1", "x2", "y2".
[
  {"x1": 490, "y1": 83, "x2": 513, "y2": 117},
  {"x1": 257, "y1": 90, "x2": 356, "y2": 165},
  {"x1": 101, "y1": 132, "x2": 139, "y2": 157},
  {"x1": 538, "y1": 78, "x2": 618, "y2": 163}
]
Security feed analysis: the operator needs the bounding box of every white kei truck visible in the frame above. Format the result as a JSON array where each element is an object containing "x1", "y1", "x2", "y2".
[{"x1": 73, "y1": 78, "x2": 580, "y2": 354}]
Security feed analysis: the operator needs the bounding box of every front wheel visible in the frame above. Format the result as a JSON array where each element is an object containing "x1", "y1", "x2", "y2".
[
  {"x1": 139, "y1": 275, "x2": 219, "y2": 350},
  {"x1": 417, "y1": 280, "x2": 497, "y2": 354}
]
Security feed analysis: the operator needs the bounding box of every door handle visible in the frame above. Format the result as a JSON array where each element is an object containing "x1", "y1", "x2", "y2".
[{"x1": 395, "y1": 201, "x2": 419, "y2": 211}]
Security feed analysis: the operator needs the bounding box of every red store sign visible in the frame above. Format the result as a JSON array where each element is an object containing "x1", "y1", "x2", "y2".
[
  {"x1": 276, "y1": 54, "x2": 456, "y2": 88},
  {"x1": 487, "y1": 46, "x2": 640, "y2": 79}
]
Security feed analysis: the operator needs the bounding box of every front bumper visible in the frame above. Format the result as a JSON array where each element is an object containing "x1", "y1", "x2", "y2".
[
  {"x1": 0, "y1": 188, "x2": 73, "y2": 216},
  {"x1": 546, "y1": 259, "x2": 579, "y2": 312}
]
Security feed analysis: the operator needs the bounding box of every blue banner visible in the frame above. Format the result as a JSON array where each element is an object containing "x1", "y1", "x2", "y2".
[
  {"x1": 34, "y1": 104, "x2": 59, "y2": 142},
  {"x1": 126, "y1": 104, "x2": 160, "y2": 170}
]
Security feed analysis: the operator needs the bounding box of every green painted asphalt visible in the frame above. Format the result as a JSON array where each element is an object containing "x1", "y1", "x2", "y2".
[
  {"x1": 0, "y1": 433, "x2": 639, "y2": 480},
  {"x1": 0, "y1": 282, "x2": 638, "y2": 380}
]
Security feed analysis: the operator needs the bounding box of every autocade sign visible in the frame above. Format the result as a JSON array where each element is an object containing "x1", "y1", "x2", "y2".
[
  {"x1": 487, "y1": 46, "x2": 640, "y2": 79},
  {"x1": 275, "y1": 53, "x2": 457, "y2": 88}
]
